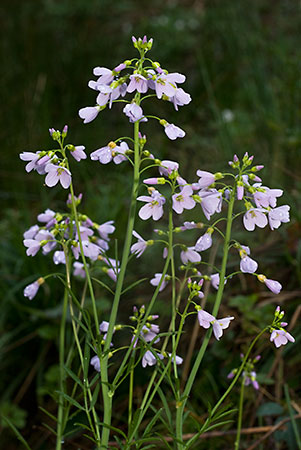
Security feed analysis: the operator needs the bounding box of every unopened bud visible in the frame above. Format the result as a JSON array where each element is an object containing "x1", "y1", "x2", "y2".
[
  {"x1": 257, "y1": 274, "x2": 267, "y2": 283},
  {"x1": 62, "y1": 125, "x2": 68, "y2": 137}
]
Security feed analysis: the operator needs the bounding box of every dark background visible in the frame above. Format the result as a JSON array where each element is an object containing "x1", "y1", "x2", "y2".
[{"x1": 1, "y1": 0, "x2": 300, "y2": 448}]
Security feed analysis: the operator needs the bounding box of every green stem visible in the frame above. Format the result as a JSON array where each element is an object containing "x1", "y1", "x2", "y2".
[
  {"x1": 99, "y1": 115, "x2": 141, "y2": 449},
  {"x1": 125, "y1": 296, "x2": 193, "y2": 448},
  {"x1": 234, "y1": 375, "x2": 246, "y2": 450},
  {"x1": 284, "y1": 384, "x2": 301, "y2": 450},
  {"x1": 63, "y1": 246, "x2": 101, "y2": 445},
  {"x1": 128, "y1": 354, "x2": 135, "y2": 429},
  {"x1": 55, "y1": 259, "x2": 70, "y2": 449},
  {"x1": 176, "y1": 189, "x2": 236, "y2": 449},
  {"x1": 185, "y1": 328, "x2": 267, "y2": 449},
  {"x1": 69, "y1": 182, "x2": 100, "y2": 335}
]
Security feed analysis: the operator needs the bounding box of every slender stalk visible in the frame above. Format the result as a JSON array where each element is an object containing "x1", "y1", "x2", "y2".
[
  {"x1": 99, "y1": 115, "x2": 141, "y2": 449},
  {"x1": 284, "y1": 384, "x2": 301, "y2": 450},
  {"x1": 185, "y1": 328, "x2": 268, "y2": 449},
  {"x1": 128, "y1": 354, "x2": 135, "y2": 429},
  {"x1": 63, "y1": 246, "x2": 101, "y2": 445},
  {"x1": 125, "y1": 295, "x2": 193, "y2": 448},
  {"x1": 175, "y1": 189, "x2": 236, "y2": 449},
  {"x1": 69, "y1": 182, "x2": 100, "y2": 335},
  {"x1": 234, "y1": 375, "x2": 246, "y2": 450},
  {"x1": 56, "y1": 259, "x2": 70, "y2": 449}
]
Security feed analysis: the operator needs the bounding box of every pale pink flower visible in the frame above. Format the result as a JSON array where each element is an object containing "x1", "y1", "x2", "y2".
[
  {"x1": 268, "y1": 205, "x2": 290, "y2": 230},
  {"x1": 270, "y1": 329, "x2": 295, "y2": 348},
  {"x1": 180, "y1": 247, "x2": 201, "y2": 265},
  {"x1": 137, "y1": 190, "x2": 165, "y2": 221},
  {"x1": 243, "y1": 208, "x2": 268, "y2": 231},
  {"x1": 212, "y1": 317, "x2": 234, "y2": 340},
  {"x1": 150, "y1": 273, "x2": 168, "y2": 291},
  {"x1": 172, "y1": 185, "x2": 196, "y2": 214}
]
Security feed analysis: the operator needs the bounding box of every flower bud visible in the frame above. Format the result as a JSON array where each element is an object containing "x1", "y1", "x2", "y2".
[{"x1": 62, "y1": 125, "x2": 68, "y2": 137}]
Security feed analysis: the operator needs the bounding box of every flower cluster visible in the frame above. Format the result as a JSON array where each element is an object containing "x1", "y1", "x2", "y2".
[
  {"x1": 79, "y1": 35, "x2": 191, "y2": 142},
  {"x1": 131, "y1": 155, "x2": 289, "y2": 296},
  {"x1": 228, "y1": 354, "x2": 261, "y2": 390},
  {"x1": 269, "y1": 306, "x2": 295, "y2": 348},
  {"x1": 20, "y1": 126, "x2": 87, "y2": 189},
  {"x1": 22, "y1": 195, "x2": 118, "y2": 299},
  {"x1": 90, "y1": 305, "x2": 183, "y2": 371},
  {"x1": 228, "y1": 153, "x2": 290, "y2": 232}
]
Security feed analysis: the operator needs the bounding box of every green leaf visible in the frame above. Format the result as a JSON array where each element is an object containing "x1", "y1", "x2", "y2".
[
  {"x1": 38, "y1": 406, "x2": 57, "y2": 422},
  {"x1": 143, "y1": 408, "x2": 163, "y2": 437},
  {"x1": 121, "y1": 278, "x2": 148, "y2": 295},
  {"x1": 257, "y1": 402, "x2": 284, "y2": 417},
  {"x1": 42, "y1": 422, "x2": 57, "y2": 436},
  {"x1": 157, "y1": 387, "x2": 172, "y2": 427},
  {"x1": 83, "y1": 338, "x2": 91, "y2": 379},
  {"x1": 98, "y1": 422, "x2": 127, "y2": 440},
  {"x1": 1, "y1": 416, "x2": 31, "y2": 450},
  {"x1": 128, "y1": 408, "x2": 142, "y2": 439},
  {"x1": 55, "y1": 391, "x2": 85, "y2": 411},
  {"x1": 74, "y1": 422, "x2": 93, "y2": 432},
  {"x1": 89, "y1": 382, "x2": 100, "y2": 411},
  {"x1": 91, "y1": 277, "x2": 114, "y2": 294},
  {"x1": 64, "y1": 365, "x2": 84, "y2": 389}
]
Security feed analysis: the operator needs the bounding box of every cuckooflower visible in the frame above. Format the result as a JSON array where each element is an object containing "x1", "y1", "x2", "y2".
[
  {"x1": 37, "y1": 209, "x2": 56, "y2": 226},
  {"x1": 159, "y1": 160, "x2": 179, "y2": 177},
  {"x1": 270, "y1": 329, "x2": 295, "y2": 348},
  {"x1": 137, "y1": 189, "x2": 165, "y2": 221},
  {"x1": 199, "y1": 190, "x2": 222, "y2": 220},
  {"x1": 90, "y1": 141, "x2": 128, "y2": 165},
  {"x1": 170, "y1": 88, "x2": 191, "y2": 110},
  {"x1": 253, "y1": 186, "x2": 283, "y2": 208},
  {"x1": 70, "y1": 145, "x2": 87, "y2": 162},
  {"x1": 243, "y1": 208, "x2": 268, "y2": 231},
  {"x1": 164, "y1": 123, "x2": 185, "y2": 140},
  {"x1": 150, "y1": 273, "x2": 169, "y2": 291},
  {"x1": 257, "y1": 274, "x2": 282, "y2": 294},
  {"x1": 123, "y1": 103, "x2": 144, "y2": 122},
  {"x1": 90, "y1": 356, "x2": 101, "y2": 372},
  {"x1": 45, "y1": 164, "x2": 71, "y2": 189},
  {"x1": 240, "y1": 255, "x2": 258, "y2": 274},
  {"x1": 23, "y1": 225, "x2": 39, "y2": 239},
  {"x1": 53, "y1": 251, "x2": 66, "y2": 265},
  {"x1": 210, "y1": 273, "x2": 227, "y2": 290},
  {"x1": 154, "y1": 72, "x2": 185, "y2": 98},
  {"x1": 198, "y1": 309, "x2": 215, "y2": 329},
  {"x1": 268, "y1": 205, "x2": 290, "y2": 230},
  {"x1": 172, "y1": 185, "x2": 196, "y2": 214},
  {"x1": 130, "y1": 231, "x2": 148, "y2": 258},
  {"x1": 78, "y1": 106, "x2": 101, "y2": 124},
  {"x1": 196, "y1": 170, "x2": 216, "y2": 189},
  {"x1": 127, "y1": 74, "x2": 148, "y2": 93},
  {"x1": 195, "y1": 232, "x2": 213, "y2": 251},
  {"x1": 73, "y1": 262, "x2": 86, "y2": 278},
  {"x1": 180, "y1": 247, "x2": 201, "y2": 265},
  {"x1": 142, "y1": 350, "x2": 164, "y2": 368},
  {"x1": 24, "y1": 277, "x2": 44, "y2": 300},
  {"x1": 212, "y1": 317, "x2": 235, "y2": 340},
  {"x1": 98, "y1": 221, "x2": 115, "y2": 240}
]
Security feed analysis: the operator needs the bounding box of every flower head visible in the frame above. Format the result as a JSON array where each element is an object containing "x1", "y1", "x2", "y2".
[
  {"x1": 137, "y1": 189, "x2": 165, "y2": 221},
  {"x1": 142, "y1": 350, "x2": 164, "y2": 368},
  {"x1": 172, "y1": 185, "x2": 196, "y2": 214},
  {"x1": 24, "y1": 277, "x2": 44, "y2": 300},
  {"x1": 150, "y1": 273, "x2": 169, "y2": 291},
  {"x1": 270, "y1": 329, "x2": 295, "y2": 348},
  {"x1": 243, "y1": 208, "x2": 268, "y2": 231},
  {"x1": 164, "y1": 123, "x2": 185, "y2": 140},
  {"x1": 45, "y1": 164, "x2": 71, "y2": 189}
]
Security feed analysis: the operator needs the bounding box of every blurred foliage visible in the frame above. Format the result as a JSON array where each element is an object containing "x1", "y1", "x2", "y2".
[{"x1": 1, "y1": 0, "x2": 300, "y2": 448}]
